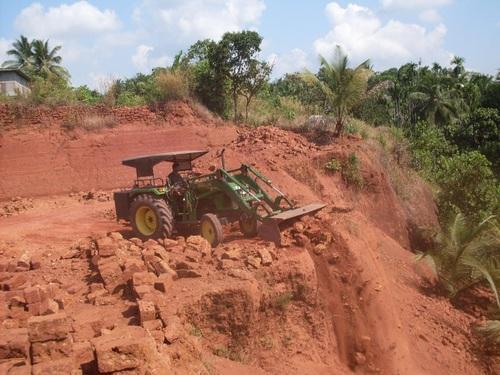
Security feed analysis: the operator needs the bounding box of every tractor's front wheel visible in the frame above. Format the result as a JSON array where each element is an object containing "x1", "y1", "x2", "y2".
[
  {"x1": 200, "y1": 214, "x2": 224, "y2": 247},
  {"x1": 239, "y1": 213, "x2": 258, "y2": 237},
  {"x1": 130, "y1": 194, "x2": 173, "y2": 241}
]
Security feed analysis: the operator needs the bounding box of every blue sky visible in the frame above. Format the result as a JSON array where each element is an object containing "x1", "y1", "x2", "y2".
[{"x1": 1, "y1": 0, "x2": 499, "y2": 88}]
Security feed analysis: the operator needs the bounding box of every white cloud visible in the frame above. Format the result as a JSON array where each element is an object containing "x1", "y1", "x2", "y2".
[
  {"x1": 12, "y1": 2, "x2": 137, "y2": 86},
  {"x1": 14, "y1": 1, "x2": 120, "y2": 38},
  {"x1": 132, "y1": 45, "x2": 154, "y2": 71},
  {"x1": 381, "y1": 0, "x2": 452, "y2": 10},
  {"x1": 0, "y1": 38, "x2": 12, "y2": 65},
  {"x1": 268, "y1": 48, "x2": 311, "y2": 77},
  {"x1": 314, "y1": 2, "x2": 451, "y2": 69},
  {"x1": 134, "y1": 0, "x2": 266, "y2": 41},
  {"x1": 131, "y1": 44, "x2": 172, "y2": 72},
  {"x1": 419, "y1": 9, "x2": 442, "y2": 23}
]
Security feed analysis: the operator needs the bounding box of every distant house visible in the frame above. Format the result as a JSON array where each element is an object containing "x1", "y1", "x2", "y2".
[{"x1": 0, "y1": 69, "x2": 31, "y2": 96}]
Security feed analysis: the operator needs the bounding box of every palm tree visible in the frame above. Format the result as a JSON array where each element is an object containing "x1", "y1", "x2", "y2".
[
  {"x1": 302, "y1": 46, "x2": 371, "y2": 136},
  {"x1": 450, "y1": 56, "x2": 465, "y2": 79},
  {"x1": 418, "y1": 212, "x2": 500, "y2": 303},
  {"x1": 1, "y1": 35, "x2": 34, "y2": 71},
  {"x1": 409, "y1": 83, "x2": 461, "y2": 126},
  {"x1": 31, "y1": 39, "x2": 69, "y2": 80}
]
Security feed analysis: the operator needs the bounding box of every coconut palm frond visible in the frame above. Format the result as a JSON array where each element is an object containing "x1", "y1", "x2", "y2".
[
  {"x1": 463, "y1": 257, "x2": 500, "y2": 307},
  {"x1": 300, "y1": 46, "x2": 370, "y2": 136},
  {"x1": 418, "y1": 212, "x2": 500, "y2": 300},
  {"x1": 477, "y1": 320, "x2": 500, "y2": 344}
]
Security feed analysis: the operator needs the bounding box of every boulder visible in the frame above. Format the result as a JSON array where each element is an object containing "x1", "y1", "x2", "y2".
[
  {"x1": 92, "y1": 326, "x2": 169, "y2": 374},
  {"x1": 0, "y1": 328, "x2": 29, "y2": 360},
  {"x1": 257, "y1": 247, "x2": 273, "y2": 266},
  {"x1": 97, "y1": 257, "x2": 123, "y2": 293},
  {"x1": 27, "y1": 313, "x2": 69, "y2": 343},
  {"x1": 31, "y1": 358, "x2": 75, "y2": 375},
  {"x1": 137, "y1": 300, "x2": 156, "y2": 323},
  {"x1": 96, "y1": 237, "x2": 116, "y2": 258},
  {"x1": 186, "y1": 236, "x2": 211, "y2": 257},
  {"x1": 31, "y1": 337, "x2": 73, "y2": 364}
]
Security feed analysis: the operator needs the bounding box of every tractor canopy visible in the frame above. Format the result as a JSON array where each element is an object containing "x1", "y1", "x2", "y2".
[{"x1": 122, "y1": 150, "x2": 208, "y2": 178}]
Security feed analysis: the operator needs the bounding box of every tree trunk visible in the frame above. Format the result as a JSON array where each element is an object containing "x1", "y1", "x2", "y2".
[
  {"x1": 334, "y1": 109, "x2": 343, "y2": 137},
  {"x1": 244, "y1": 95, "x2": 252, "y2": 122},
  {"x1": 232, "y1": 90, "x2": 238, "y2": 122}
]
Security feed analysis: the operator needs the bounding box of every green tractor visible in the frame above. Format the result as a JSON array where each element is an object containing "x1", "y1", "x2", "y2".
[{"x1": 113, "y1": 150, "x2": 325, "y2": 247}]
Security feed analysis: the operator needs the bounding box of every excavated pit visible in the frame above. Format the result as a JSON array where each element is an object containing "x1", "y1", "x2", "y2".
[{"x1": 0, "y1": 102, "x2": 491, "y2": 374}]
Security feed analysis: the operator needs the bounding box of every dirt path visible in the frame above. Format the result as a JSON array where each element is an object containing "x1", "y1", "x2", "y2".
[{"x1": 0, "y1": 197, "x2": 122, "y2": 259}]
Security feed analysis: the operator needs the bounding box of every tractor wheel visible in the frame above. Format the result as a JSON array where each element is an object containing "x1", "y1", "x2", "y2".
[
  {"x1": 130, "y1": 194, "x2": 173, "y2": 241},
  {"x1": 239, "y1": 213, "x2": 258, "y2": 237},
  {"x1": 200, "y1": 213, "x2": 224, "y2": 247}
]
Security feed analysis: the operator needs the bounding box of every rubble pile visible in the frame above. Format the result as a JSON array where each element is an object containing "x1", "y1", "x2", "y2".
[
  {"x1": 71, "y1": 191, "x2": 111, "y2": 203},
  {"x1": 0, "y1": 197, "x2": 34, "y2": 218},
  {"x1": 0, "y1": 222, "x2": 326, "y2": 374},
  {"x1": 234, "y1": 127, "x2": 319, "y2": 158}
]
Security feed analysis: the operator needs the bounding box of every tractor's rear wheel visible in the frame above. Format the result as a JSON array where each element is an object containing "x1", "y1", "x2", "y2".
[
  {"x1": 239, "y1": 213, "x2": 258, "y2": 237},
  {"x1": 130, "y1": 194, "x2": 173, "y2": 241},
  {"x1": 200, "y1": 213, "x2": 224, "y2": 247}
]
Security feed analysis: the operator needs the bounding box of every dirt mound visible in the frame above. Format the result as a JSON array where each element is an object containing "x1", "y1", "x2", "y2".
[{"x1": 0, "y1": 102, "x2": 490, "y2": 374}]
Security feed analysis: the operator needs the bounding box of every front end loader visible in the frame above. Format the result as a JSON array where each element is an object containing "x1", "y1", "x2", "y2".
[{"x1": 114, "y1": 150, "x2": 325, "y2": 246}]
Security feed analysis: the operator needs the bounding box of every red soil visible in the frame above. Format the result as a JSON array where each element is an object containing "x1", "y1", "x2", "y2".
[{"x1": 0, "y1": 102, "x2": 493, "y2": 374}]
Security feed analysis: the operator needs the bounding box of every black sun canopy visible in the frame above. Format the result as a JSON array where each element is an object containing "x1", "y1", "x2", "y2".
[{"x1": 122, "y1": 150, "x2": 208, "y2": 177}]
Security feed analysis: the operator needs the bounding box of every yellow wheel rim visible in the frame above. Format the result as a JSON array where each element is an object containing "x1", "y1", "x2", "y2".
[
  {"x1": 201, "y1": 220, "x2": 216, "y2": 245},
  {"x1": 135, "y1": 206, "x2": 157, "y2": 236}
]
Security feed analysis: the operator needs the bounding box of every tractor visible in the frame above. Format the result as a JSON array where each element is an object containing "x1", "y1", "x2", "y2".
[{"x1": 113, "y1": 149, "x2": 325, "y2": 247}]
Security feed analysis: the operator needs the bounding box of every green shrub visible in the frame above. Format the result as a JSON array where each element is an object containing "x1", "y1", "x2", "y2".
[
  {"x1": 29, "y1": 74, "x2": 76, "y2": 105},
  {"x1": 435, "y1": 151, "x2": 499, "y2": 223},
  {"x1": 360, "y1": 128, "x2": 369, "y2": 140},
  {"x1": 377, "y1": 134, "x2": 387, "y2": 149},
  {"x1": 116, "y1": 91, "x2": 146, "y2": 106},
  {"x1": 241, "y1": 94, "x2": 308, "y2": 127},
  {"x1": 324, "y1": 158, "x2": 341, "y2": 173},
  {"x1": 342, "y1": 153, "x2": 364, "y2": 189},
  {"x1": 408, "y1": 121, "x2": 456, "y2": 178},
  {"x1": 450, "y1": 107, "x2": 499, "y2": 173},
  {"x1": 344, "y1": 122, "x2": 359, "y2": 135},
  {"x1": 74, "y1": 85, "x2": 101, "y2": 105},
  {"x1": 352, "y1": 94, "x2": 392, "y2": 126}
]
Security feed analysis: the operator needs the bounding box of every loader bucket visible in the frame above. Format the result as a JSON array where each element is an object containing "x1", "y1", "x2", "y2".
[{"x1": 258, "y1": 203, "x2": 326, "y2": 246}]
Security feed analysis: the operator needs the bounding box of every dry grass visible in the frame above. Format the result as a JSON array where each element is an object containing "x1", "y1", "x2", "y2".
[
  {"x1": 368, "y1": 125, "x2": 416, "y2": 201},
  {"x1": 61, "y1": 113, "x2": 117, "y2": 132},
  {"x1": 155, "y1": 70, "x2": 190, "y2": 103},
  {"x1": 190, "y1": 100, "x2": 222, "y2": 125}
]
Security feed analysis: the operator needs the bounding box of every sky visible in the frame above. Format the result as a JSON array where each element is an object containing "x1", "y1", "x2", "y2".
[{"x1": 1, "y1": 0, "x2": 499, "y2": 89}]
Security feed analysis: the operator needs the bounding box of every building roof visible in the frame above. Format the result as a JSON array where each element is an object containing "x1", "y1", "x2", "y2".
[{"x1": 0, "y1": 68, "x2": 31, "y2": 82}]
